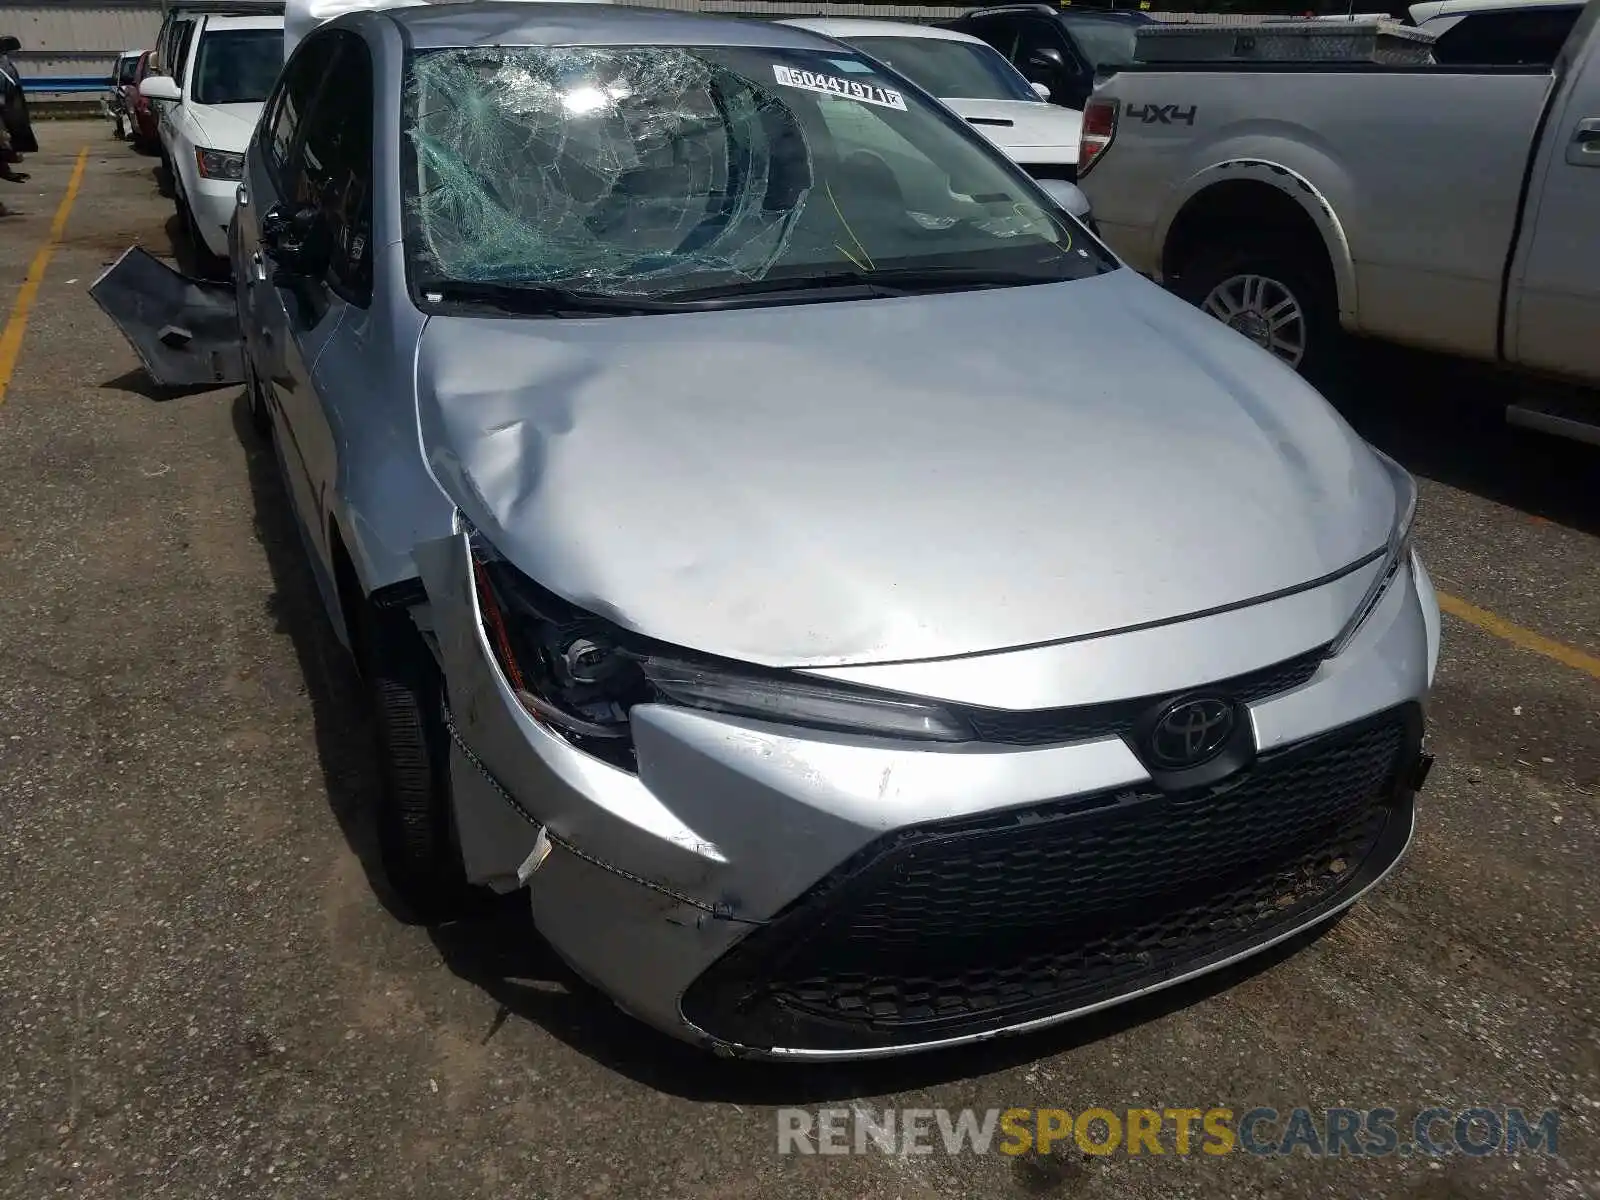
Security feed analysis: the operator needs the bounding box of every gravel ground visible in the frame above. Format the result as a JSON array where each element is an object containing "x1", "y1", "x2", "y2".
[{"x1": 1, "y1": 124, "x2": 1596, "y2": 1200}]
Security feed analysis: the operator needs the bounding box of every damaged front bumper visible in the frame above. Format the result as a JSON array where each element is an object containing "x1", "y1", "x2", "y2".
[
  {"x1": 89, "y1": 246, "x2": 244, "y2": 388},
  {"x1": 416, "y1": 521, "x2": 1437, "y2": 1060}
]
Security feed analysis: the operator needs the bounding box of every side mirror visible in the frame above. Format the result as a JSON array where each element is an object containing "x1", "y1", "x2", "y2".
[
  {"x1": 260, "y1": 203, "x2": 331, "y2": 279},
  {"x1": 1025, "y1": 47, "x2": 1066, "y2": 73},
  {"x1": 139, "y1": 74, "x2": 181, "y2": 103},
  {"x1": 1036, "y1": 177, "x2": 1092, "y2": 222},
  {"x1": 1031, "y1": 80, "x2": 1052, "y2": 101}
]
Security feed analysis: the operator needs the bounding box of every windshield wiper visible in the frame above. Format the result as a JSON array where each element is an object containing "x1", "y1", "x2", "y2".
[
  {"x1": 415, "y1": 278, "x2": 684, "y2": 317},
  {"x1": 662, "y1": 267, "x2": 1067, "y2": 304}
]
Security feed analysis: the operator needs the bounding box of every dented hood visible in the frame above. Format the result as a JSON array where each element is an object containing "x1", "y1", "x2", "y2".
[{"x1": 415, "y1": 268, "x2": 1395, "y2": 668}]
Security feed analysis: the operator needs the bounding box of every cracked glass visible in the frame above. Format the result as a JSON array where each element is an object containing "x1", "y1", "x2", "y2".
[{"x1": 402, "y1": 43, "x2": 1112, "y2": 302}]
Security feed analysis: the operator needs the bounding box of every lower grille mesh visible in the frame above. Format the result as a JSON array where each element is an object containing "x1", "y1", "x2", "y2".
[{"x1": 682, "y1": 707, "x2": 1419, "y2": 1052}]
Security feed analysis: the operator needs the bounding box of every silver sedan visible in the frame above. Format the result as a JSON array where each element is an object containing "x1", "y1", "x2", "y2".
[{"x1": 94, "y1": 2, "x2": 1440, "y2": 1060}]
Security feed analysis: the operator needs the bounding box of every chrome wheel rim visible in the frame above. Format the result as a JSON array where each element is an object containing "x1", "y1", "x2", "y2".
[{"x1": 1200, "y1": 273, "x2": 1307, "y2": 369}]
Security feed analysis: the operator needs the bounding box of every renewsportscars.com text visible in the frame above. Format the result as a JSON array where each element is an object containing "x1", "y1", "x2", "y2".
[{"x1": 776, "y1": 1106, "x2": 1560, "y2": 1159}]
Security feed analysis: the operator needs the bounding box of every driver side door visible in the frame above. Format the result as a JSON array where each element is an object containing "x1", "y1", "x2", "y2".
[
  {"x1": 237, "y1": 30, "x2": 355, "y2": 583},
  {"x1": 1013, "y1": 18, "x2": 1092, "y2": 111}
]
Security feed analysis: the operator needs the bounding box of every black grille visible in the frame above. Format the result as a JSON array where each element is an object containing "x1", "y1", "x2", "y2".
[
  {"x1": 682, "y1": 706, "x2": 1420, "y2": 1052},
  {"x1": 1024, "y1": 162, "x2": 1079, "y2": 183},
  {"x1": 959, "y1": 644, "x2": 1327, "y2": 747}
]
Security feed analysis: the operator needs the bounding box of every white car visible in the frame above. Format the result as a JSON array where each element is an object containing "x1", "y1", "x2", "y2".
[
  {"x1": 141, "y1": 12, "x2": 284, "y2": 270},
  {"x1": 780, "y1": 18, "x2": 1084, "y2": 180},
  {"x1": 1408, "y1": 0, "x2": 1577, "y2": 29}
]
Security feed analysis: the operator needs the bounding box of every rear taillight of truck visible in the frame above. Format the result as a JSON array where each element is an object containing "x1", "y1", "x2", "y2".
[{"x1": 1078, "y1": 98, "x2": 1119, "y2": 178}]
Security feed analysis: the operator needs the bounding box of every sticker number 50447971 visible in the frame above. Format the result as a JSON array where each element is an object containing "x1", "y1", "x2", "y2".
[{"x1": 772, "y1": 64, "x2": 907, "y2": 110}]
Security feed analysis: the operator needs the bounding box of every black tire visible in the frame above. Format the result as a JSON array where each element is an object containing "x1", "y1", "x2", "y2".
[
  {"x1": 353, "y1": 599, "x2": 471, "y2": 923},
  {"x1": 243, "y1": 352, "x2": 272, "y2": 439},
  {"x1": 1170, "y1": 234, "x2": 1343, "y2": 389},
  {"x1": 176, "y1": 188, "x2": 229, "y2": 280}
]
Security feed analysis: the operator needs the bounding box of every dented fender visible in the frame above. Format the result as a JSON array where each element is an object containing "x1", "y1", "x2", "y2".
[{"x1": 412, "y1": 525, "x2": 748, "y2": 906}]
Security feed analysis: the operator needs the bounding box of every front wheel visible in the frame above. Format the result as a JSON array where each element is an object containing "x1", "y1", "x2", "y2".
[
  {"x1": 353, "y1": 599, "x2": 472, "y2": 923},
  {"x1": 242, "y1": 347, "x2": 272, "y2": 439},
  {"x1": 176, "y1": 188, "x2": 229, "y2": 280},
  {"x1": 1170, "y1": 237, "x2": 1341, "y2": 386}
]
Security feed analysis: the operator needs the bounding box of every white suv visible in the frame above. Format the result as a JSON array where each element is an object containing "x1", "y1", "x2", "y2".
[{"x1": 141, "y1": 12, "x2": 284, "y2": 272}]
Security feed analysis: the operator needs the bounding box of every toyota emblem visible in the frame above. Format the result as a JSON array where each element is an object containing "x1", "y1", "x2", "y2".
[{"x1": 1146, "y1": 697, "x2": 1237, "y2": 769}]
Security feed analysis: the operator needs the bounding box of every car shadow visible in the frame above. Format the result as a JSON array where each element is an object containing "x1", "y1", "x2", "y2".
[
  {"x1": 101, "y1": 368, "x2": 218, "y2": 403},
  {"x1": 1326, "y1": 340, "x2": 1600, "y2": 537},
  {"x1": 226, "y1": 391, "x2": 414, "y2": 927}
]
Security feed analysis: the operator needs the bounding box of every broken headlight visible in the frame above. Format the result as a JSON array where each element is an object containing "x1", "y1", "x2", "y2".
[
  {"x1": 1327, "y1": 447, "x2": 1418, "y2": 658},
  {"x1": 468, "y1": 534, "x2": 973, "y2": 770}
]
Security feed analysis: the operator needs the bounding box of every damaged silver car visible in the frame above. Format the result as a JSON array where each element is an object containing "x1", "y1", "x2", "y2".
[{"x1": 93, "y1": 2, "x2": 1441, "y2": 1060}]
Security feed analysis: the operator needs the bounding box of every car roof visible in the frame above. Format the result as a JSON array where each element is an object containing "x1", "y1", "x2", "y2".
[
  {"x1": 780, "y1": 17, "x2": 989, "y2": 45},
  {"x1": 1409, "y1": 0, "x2": 1578, "y2": 20},
  {"x1": 1057, "y1": 9, "x2": 1152, "y2": 22},
  {"x1": 391, "y1": 1, "x2": 839, "y2": 51},
  {"x1": 201, "y1": 13, "x2": 285, "y2": 29},
  {"x1": 955, "y1": 3, "x2": 1151, "y2": 22}
]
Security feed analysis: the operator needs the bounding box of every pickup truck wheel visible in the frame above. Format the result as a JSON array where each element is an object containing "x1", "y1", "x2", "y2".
[
  {"x1": 1173, "y1": 241, "x2": 1339, "y2": 383},
  {"x1": 356, "y1": 599, "x2": 472, "y2": 924}
]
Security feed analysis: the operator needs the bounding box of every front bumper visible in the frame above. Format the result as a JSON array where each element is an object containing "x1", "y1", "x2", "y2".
[
  {"x1": 418, "y1": 531, "x2": 1437, "y2": 1059},
  {"x1": 188, "y1": 175, "x2": 240, "y2": 258}
]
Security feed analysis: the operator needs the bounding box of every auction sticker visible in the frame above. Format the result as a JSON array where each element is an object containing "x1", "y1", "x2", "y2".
[{"x1": 772, "y1": 64, "x2": 907, "y2": 110}]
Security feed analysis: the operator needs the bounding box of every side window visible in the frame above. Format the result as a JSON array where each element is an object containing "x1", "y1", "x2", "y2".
[
  {"x1": 292, "y1": 33, "x2": 375, "y2": 304},
  {"x1": 158, "y1": 19, "x2": 185, "y2": 75},
  {"x1": 962, "y1": 16, "x2": 1022, "y2": 61},
  {"x1": 1432, "y1": 8, "x2": 1582, "y2": 66},
  {"x1": 263, "y1": 34, "x2": 339, "y2": 182},
  {"x1": 1019, "y1": 19, "x2": 1084, "y2": 78},
  {"x1": 171, "y1": 20, "x2": 198, "y2": 87}
]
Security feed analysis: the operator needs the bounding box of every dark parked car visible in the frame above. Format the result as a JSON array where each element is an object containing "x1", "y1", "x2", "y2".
[{"x1": 942, "y1": 3, "x2": 1152, "y2": 110}]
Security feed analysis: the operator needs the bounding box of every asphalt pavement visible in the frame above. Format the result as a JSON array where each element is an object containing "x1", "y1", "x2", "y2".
[{"x1": 1, "y1": 124, "x2": 1597, "y2": 1200}]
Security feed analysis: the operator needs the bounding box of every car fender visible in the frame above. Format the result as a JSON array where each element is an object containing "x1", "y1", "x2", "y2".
[{"x1": 1157, "y1": 157, "x2": 1359, "y2": 327}]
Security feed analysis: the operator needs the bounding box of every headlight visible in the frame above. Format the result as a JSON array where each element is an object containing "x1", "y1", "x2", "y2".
[
  {"x1": 468, "y1": 534, "x2": 973, "y2": 770},
  {"x1": 1327, "y1": 447, "x2": 1418, "y2": 658},
  {"x1": 194, "y1": 147, "x2": 244, "y2": 181}
]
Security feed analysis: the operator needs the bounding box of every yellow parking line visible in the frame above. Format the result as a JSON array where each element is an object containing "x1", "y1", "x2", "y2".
[
  {"x1": 0, "y1": 145, "x2": 90, "y2": 408},
  {"x1": 1438, "y1": 591, "x2": 1600, "y2": 681}
]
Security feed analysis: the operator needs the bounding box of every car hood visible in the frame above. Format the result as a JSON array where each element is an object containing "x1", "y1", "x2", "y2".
[
  {"x1": 943, "y1": 98, "x2": 1082, "y2": 160},
  {"x1": 187, "y1": 102, "x2": 261, "y2": 153},
  {"x1": 414, "y1": 268, "x2": 1394, "y2": 668}
]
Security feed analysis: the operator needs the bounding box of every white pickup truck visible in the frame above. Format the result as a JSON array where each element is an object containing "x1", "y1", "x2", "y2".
[{"x1": 1078, "y1": 1, "x2": 1600, "y2": 440}]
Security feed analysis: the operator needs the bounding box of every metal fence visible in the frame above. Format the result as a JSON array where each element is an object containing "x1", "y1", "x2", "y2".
[{"x1": 8, "y1": 1, "x2": 163, "y2": 89}]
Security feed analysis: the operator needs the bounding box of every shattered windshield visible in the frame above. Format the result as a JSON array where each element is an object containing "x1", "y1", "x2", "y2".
[{"x1": 401, "y1": 43, "x2": 1111, "y2": 305}]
